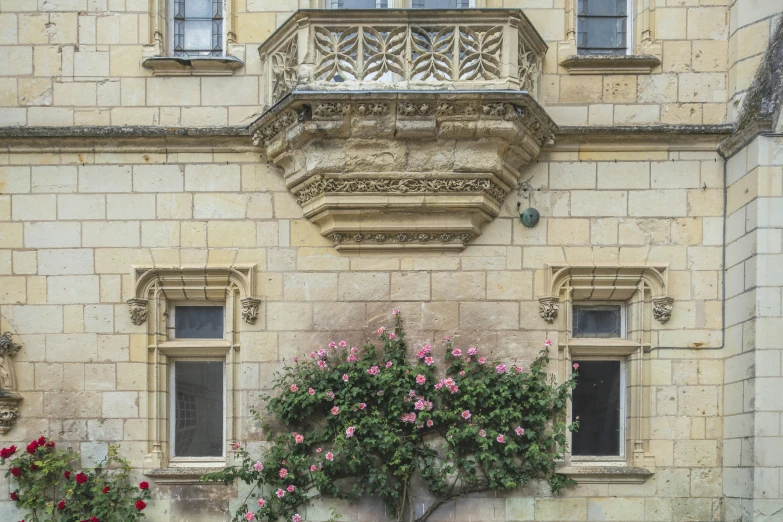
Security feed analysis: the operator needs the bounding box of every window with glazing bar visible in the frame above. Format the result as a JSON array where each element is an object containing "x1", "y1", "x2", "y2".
[
  {"x1": 329, "y1": 0, "x2": 388, "y2": 7},
  {"x1": 577, "y1": 0, "x2": 629, "y2": 56},
  {"x1": 172, "y1": 0, "x2": 224, "y2": 57},
  {"x1": 412, "y1": 0, "x2": 471, "y2": 7}
]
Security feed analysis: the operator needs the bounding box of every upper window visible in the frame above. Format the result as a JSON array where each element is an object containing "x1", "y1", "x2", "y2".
[
  {"x1": 173, "y1": 305, "x2": 224, "y2": 339},
  {"x1": 577, "y1": 0, "x2": 629, "y2": 56},
  {"x1": 412, "y1": 0, "x2": 471, "y2": 6},
  {"x1": 329, "y1": 0, "x2": 388, "y2": 7},
  {"x1": 171, "y1": 0, "x2": 224, "y2": 57},
  {"x1": 572, "y1": 305, "x2": 624, "y2": 339},
  {"x1": 328, "y1": 0, "x2": 472, "y2": 7}
]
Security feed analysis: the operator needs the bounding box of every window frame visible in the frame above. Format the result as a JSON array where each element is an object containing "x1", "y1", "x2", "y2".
[
  {"x1": 569, "y1": 356, "x2": 627, "y2": 464},
  {"x1": 168, "y1": 301, "x2": 227, "y2": 341},
  {"x1": 167, "y1": 0, "x2": 227, "y2": 58},
  {"x1": 571, "y1": 302, "x2": 627, "y2": 339},
  {"x1": 168, "y1": 357, "x2": 227, "y2": 466},
  {"x1": 576, "y1": 0, "x2": 634, "y2": 57}
]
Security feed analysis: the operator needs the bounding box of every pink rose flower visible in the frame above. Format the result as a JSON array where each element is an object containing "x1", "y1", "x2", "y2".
[
  {"x1": 339, "y1": 340, "x2": 347, "y2": 348},
  {"x1": 378, "y1": 327, "x2": 386, "y2": 335},
  {"x1": 426, "y1": 419, "x2": 434, "y2": 427},
  {"x1": 495, "y1": 364, "x2": 507, "y2": 374},
  {"x1": 232, "y1": 443, "x2": 240, "y2": 450},
  {"x1": 386, "y1": 361, "x2": 393, "y2": 368},
  {"x1": 467, "y1": 347, "x2": 477, "y2": 356},
  {"x1": 359, "y1": 402, "x2": 366, "y2": 410},
  {"x1": 276, "y1": 489, "x2": 285, "y2": 498},
  {"x1": 515, "y1": 426, "x2": 525, "y2": 436},
  {"x1": 478, "y1": 429, "x2": 486, "y2": 437},
  {"x1": 292, "y1": 515, "x2": 302, "y2": 522},
  {"x1": 287, "y1": 485, "x2": 295, "y2": 493},
  {"x1": 326, "y1": 390, "x2": 335, "y2": 400},
  {"x1": 461, "y1": 410, "x2": 471, "y2": 420},
  {"x1": 290, "y1": 384, "x2": 298, "y2": 392},
  {"x1": 325, "y1": 452, "x2": 334, "y2": 461},
  {"x1": 331, "y1": 406, "x2": 340, "y2": 416},
  {"x1": 392, "y1": 309, "x2": 399, "y2": 316},
  {"x1": 416, "y1": 374, "x2": 426, "y2": 385},
  {"x1": 425, "y1": 356, "x2": 434, "y2": 366},
  {"x1": 253, "y1": 461, "x2": 264, "y2": 472},
  {"x1": 367, "y1": 366, "x2": 380, "y2": 376},
  {"x1": 445, "y1": 335, "x2": 451, "y2": 341},
  {"x1": 414, "y1": 399, "x2": 425, "y2": 411},
  {"x1": 294, "y1": 433, "x2": 304, "y2": 444},
  {"x1": 279, "y1": 468, "x2": 288, "y2": 479},
  {"x1": 544, "y1": 339, "x2": 553, "y2": 347},
  {"x1": 316, "y1": 447, "x2": 322, "y2": 453},
  {"x1": 389, "y1": 332, "x2": 396, "y2": 339},
  {"x1": 573, "y1": 363, "x2": 579, "y2": 370},
  {"x1": 451, "y1": 348, "x2": 462, "y2": 357},
  {"x1": 329, "y1": 342, "x2": 336, "y2": 348},
  {"x1": 478, "y1": 357, "x2": 486, "y2": 365},
  {"x1": 310, "y1": 464, "x2": 317, "y2": 472},
  {"x1": 346, "y1": 426, "x2": 355, "y2": 438},
  {"x1": 459, "y1": 370, "x2": 466, "y2": 377},
  {"x1": 257, "y1": 498, "x2": 266, "y2": 507},
  {"x1": 497, "y1": 434, "x2": 506, "y2": 444},
  {"x1": 308, "y1": 388, "x2": 315, "y2": 395},
  {"x1": 342, "y1": 374, "x2": 349, "y2": 382},
  {"x1": 245, "y1": 512, "x2": 255, "y2": 521}
]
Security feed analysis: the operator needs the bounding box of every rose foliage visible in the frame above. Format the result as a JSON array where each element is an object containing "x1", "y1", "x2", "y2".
[
  {"x1": 1, "y1": 438, "x2": 152, "y2": 522},
  {"x1": 204, "y1": 313, "x2": 578, "y2": 522}
]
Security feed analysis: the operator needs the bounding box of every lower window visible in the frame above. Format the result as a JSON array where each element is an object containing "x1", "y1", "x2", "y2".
[
  {"x1": 171, "y1": 360, "x2": 225, "y2": 460},
  {"x1": 571, "y1": 359, "x2": 624, "y2": 458}
]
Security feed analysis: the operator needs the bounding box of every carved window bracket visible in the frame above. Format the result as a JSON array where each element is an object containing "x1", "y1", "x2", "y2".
[{"x1": 0, "y1": 332, "x2": 23, "y2": 435}]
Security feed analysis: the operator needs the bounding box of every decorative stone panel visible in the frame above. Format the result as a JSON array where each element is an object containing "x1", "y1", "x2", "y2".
[
  {"x1": 0, "y1": 332, "x2": 22, "y2": 435},
  {"x1": 254, "y1": 9, "x2": 555, "y2": 252}
]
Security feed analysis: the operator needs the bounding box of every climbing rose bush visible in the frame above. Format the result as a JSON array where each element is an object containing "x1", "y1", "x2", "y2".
[
  {"x1": 204, "y1": 312, "x2": 578, "y2": 522},
  {"x1": 1, "y1": 438, "x2": 152, "y2": 522}
]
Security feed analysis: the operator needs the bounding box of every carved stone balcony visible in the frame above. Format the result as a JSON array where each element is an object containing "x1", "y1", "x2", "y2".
[{"x1": 253, "y1": 9, "x2": 556, "y2": 251}]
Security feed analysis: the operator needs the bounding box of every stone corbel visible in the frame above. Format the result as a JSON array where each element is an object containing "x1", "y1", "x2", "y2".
[
  {"x1": 128, "y1": 298, "x2": 149, "y2": 326},
  {"x1": 539, "y1": 297, "x2": 559, "y2": 323},
  {"x1": 0, "y1": 332, "x2": 23, "y2": 435},
  {"x1": 241, "y1": 298, "x2": 262, "y2": 325},
  {"x1": 652, "y1": 297, "x2": 674, "y2": 324}
]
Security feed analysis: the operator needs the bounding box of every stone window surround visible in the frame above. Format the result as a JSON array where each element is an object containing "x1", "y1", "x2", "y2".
[
  {"x1": 128, "y1": 265, "x2": 261, "y2": 475},
  {"x1": 540, "y1": 265, "x2": 673, "y2": 483},
  {"x1": 143, "y1": 0, "x2": 245, "y2": 76},
  {"x1": 311, "y1": 0, "x2": 484, "y2": 7},
  {"x1": 559, "y1": 0, "x2": 662, "y2": 74}
]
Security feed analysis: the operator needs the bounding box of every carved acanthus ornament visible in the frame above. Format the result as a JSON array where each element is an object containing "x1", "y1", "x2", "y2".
[
  {"x1": 241, "y1": 298, "x2": 262, "y2": 325},
  {"x1": 652, "y1": 297, "x2": 674, "y2": 324},
  {"x1": 256, "y1": 10, "x2": 553, "y2": 251},
  {"x1": 0, "y1": 332, "x2": 23, "y2": 435},
  {"x1": 128, "y1": 298, "x2": 149, "y2": 326},
  {"x1": 538, "y1": 297, "x2": 559, "y2": 323}
]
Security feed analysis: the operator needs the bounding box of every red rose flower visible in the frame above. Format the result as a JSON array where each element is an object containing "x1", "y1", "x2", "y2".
[
  {"x1": 102, "y1": 486, "x2": 110, "y2": 494},
  {"x1": 37, "y1": 437, "x2": 46, "y2": 446},
  {"x1": 64, "y1": 471, "x2": 71, "y2": 480},
  {"x1": 57, "y1": 500, "x2": 66, "y2": 510},
  {"x1": 135, "y1": 499, "x2": 146, "y2": 511},
  {"x1": 10, "y1": 466, "x2": 21, "y2": 477},
  {"x1": 25, "y1": 442, "x2": 38, "y2": 455},
  {"x1": 10, "y1": 492, "x2": 18, "y2": 501},
  {"x1": 0, "y1": 445, "x2": 17, "y2": 459},
  {"x1": 75, "y1": 472, "x2": 88, "y2": 484},
  {"x1": 29, "y1": 464, "x2": 38, "y2": 471},
  {"x1": 46, "y1": 441, "x2": 54, "y2": 448},
  {"x1": 91, "y1": 517, "x2": 100, "y2": 522},
  {"x1": 139, "y1": 481, "x2": 149, "y2": 490}
]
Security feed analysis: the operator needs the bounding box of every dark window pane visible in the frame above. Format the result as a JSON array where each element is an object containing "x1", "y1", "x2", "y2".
[
  {"x1": 572, "y1": 306, "x2": 621, "y2": 338},
  {"x1": 413, "y1": 0, "x2": 460, "y2": 7},
  {"x1": 175, "y1": 306, "x2": 224, "y2": 339},
  {"x1": 572, "y1": 360, "x2": 622, "y2": 456},
  {"x1": 577, "y1": 0, "x2": 627, "y2": 55},
  {"x1": 174, "y1": 361, "x2": 224, "y2": 457},
  {"x1": 580, "y1": 0, "x2": 622, "y2": 16},
  {"x1": 338, "y1": 0, "x2": 383, "y2": 7}
]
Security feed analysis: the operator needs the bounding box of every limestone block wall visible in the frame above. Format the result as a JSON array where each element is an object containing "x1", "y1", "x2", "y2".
[
  {"x1": 0, "y1": 0, "x2": 739, "y2": 128},
  {"x1": 722, "y1": 135, "x2": 783, "y2": 522},
  {"x1": 0, "y1": 137, "x2": 728, "y2": 521},
  {"x1": 727, "y1": 1, "x2": 783, "y2": 122}
]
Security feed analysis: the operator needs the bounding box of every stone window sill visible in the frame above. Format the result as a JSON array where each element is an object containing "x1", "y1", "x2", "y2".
[
  {"x1": 558, "y1": 465, "x2": 654, "y2": 484},
  {"x1": 143, "y1": 467, "x2": 226, "y2": 484},
  {"x1": 142, "y1": 56, "x2": 245, "y2": 76},
  {"x1": 560, "y1": 54, "x2": 661, "y2": 75}
]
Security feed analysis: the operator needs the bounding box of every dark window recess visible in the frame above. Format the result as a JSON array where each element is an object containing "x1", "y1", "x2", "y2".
[
  {"x1": 571, "y1": 360, "x2": 622, "y2": 456},
  {"x1": 572, "y1": 305, "x2": 621, "y2": 338},
  {"x1": 174, "y1": 361, "x2": 224, "y2": 457},
  {"x1": 412, "y1": 0, "x2": 471, "y2": 7},
  {"x1": 577, "y1": 0, "x2": 628, "y2": 56},
  {"x1": 175, "y1": 306, "x2": 224, "y2": 339},
  {"x1": 173, "y1": 0, "x2": 223, "y2": 58},
  {"x1": 332, "y1": 0, "x2": 388, "y2": 7}
]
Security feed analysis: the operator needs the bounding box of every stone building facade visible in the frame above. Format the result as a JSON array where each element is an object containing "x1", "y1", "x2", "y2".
[{"x1": 0, "y1": 0, "x2": 781, "y2": 521}]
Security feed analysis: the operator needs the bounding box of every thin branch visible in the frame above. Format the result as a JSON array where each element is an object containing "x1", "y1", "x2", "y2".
[{"x1": 414, "y1": 483, "x2": 489, "y2": 522}]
